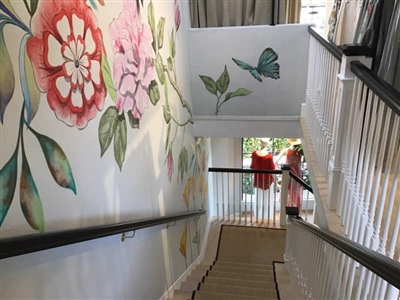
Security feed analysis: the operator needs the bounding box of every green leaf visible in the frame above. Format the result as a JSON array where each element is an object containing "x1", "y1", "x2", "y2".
[
  {"x1": 163, "y1": 105, "x2": 171, "y2": 124},
  {"x1": 177, "y1": 147, "x2": 189, "y2": 183},
  {"x1": 0, "y1": 148, "x2": 18, "y2": 226},
  {"x1": 0, "y1": 22, "x2": 15, "y2": 123},
  {"x1": 169, "y1": 30, "x2": 175, "y2": 58},
  {"x1": 167, "y1": 57, "x2": 173, "y2": 71},
  {"x1": 24, "y1": 42, "x2": 40, "y2": 124},
  {"x1": 157, "y1": 17, "x2": 165, "y2": 50},
  {"x1": 33, "y1": 131, "x2": 76, "y2": 194},
  {"x1": 128, "y1": 111, "x2": 140, "y2": 129},
  {"x1": 199, "y1": 75, "x2": 218, "y2": 96},
  {"x1": 20, "y1": 148, "x2": 44, "y2": 233},
  {"x1": 149, "y1": 80, "x2": 160, "y2": 106},
  {"x1": 114, "y1": 115, "x2": 127, "y2": 171},
  {"x1": 165, "y1": 123, "x2": 171, "y2": 151},
  {"x1": 216, "y1": 65, "x2": 230, "y2": 94},
  {"x1": 30, "y1": 0, "x2": 39, "y2": 16},
  {"x1": 224, "y1": 88, "x2": 252, "y2": 103},
  {"x1": 148, "y1": 1, "x2": 157, "y2": 52},
  {"x1": 98, "y1": 106, "x2": 118, "y2": 157},
  {"x1": 101, "y1": 52, "x2": 117, "y2": 101},
  {"x1": 155, "y1": 54, "x2": 165, "y2": 85}
]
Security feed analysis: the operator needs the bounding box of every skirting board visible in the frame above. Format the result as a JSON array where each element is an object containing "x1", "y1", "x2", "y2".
[{"x1": 159, "y1": 213, "x2": 212, "y2": 300}]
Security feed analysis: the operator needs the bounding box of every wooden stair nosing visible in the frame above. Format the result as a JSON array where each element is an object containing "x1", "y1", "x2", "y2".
[{"x1": 197, "y1": 282, "x2": 278, "y2": 298}]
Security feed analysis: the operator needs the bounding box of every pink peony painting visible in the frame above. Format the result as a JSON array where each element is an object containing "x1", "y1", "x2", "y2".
[{"x1": 109, "y1": 0, "x2": 156, "y2": 120}]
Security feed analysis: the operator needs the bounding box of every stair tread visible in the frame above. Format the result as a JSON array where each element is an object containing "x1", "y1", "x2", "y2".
[
  {"x1": 215, "y1": 260, "x2": 273, "y2": 269},
  {"x1": 207, "y1": 270, "x2": 274, "y2": 281},
  {"x1": 199, "y1": 282, "x2": 277, "y2": 298},
  {"x1": 193, "y1": 290, "x2": 276, "y2": 300},
  {"x1": 211, "y1": 264, "x2": 273, "y2": 275},
  {"x1": 204, "y1": 276, "x2": 276, "y2": 289}
]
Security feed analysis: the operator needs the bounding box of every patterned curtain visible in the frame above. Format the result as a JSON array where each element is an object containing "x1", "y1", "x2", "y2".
[{"x1": 190, "y1": 0, "x2": 279, "y2": 28}]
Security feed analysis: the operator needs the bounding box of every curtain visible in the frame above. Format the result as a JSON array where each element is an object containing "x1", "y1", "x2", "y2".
[
  {"x1": 333, "y1": 0, "x2": 362, "y2": 45},
  {"x1": 378, "y1": 0, "x2": 400, "y2": 91},
  {"x1": 190, "y1": 0, "x2": 274, "y2": 28},
  {"x1": 285, "y1": 0, "x2": 301, "y2": 24}
]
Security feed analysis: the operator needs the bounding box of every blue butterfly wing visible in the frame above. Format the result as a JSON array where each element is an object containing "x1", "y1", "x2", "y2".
[
  {"x1": 232, "y1": 58, "x2": 262, "y2": 82},
  {"x1": 257, "y1": 48, "x2": 280, "y2": 80}
]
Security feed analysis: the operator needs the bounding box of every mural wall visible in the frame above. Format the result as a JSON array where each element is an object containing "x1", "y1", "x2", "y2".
[
  {"x1": 0, "y1": 0, "x2": 208, "y2": 298},
  {"x1": 188, "y1": 24, "x2": 310, "y2": 117}
]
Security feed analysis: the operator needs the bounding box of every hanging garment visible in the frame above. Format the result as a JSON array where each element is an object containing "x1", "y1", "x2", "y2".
[
  {"x1": 250, "y1": 151, "x2": 275, "y2": 190},
  {"x1": 286, "y1": 148, "x2": 303, "y2": 210}
]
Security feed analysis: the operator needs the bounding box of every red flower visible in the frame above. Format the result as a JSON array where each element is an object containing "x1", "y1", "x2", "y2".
[{"x1": 27, "y1": 0, "x2": 106, "y2": 129}]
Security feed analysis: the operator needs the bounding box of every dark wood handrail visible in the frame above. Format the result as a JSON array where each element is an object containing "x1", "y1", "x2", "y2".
[
  {"x1": 351, "y1": 61, "x2": 400, "y2": 116},
  {"x1": 291, "y1": 217, "x2": 400, "y2": 290},
  {"x1": 308, "y1": 26, "x2": 342, "y2": 62},
  {"x1": 289, "y1": 172, "x2": 313, "y2": 193},
  {"x1": 0, "y1": 210, "x2": 206, "y2": 259}
]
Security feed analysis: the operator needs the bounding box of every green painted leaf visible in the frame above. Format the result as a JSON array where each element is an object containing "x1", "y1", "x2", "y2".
[
  {"x1": 128, "y1": 111, "x2": 140, "y2": 129},
  {"x1": 165, "y1": 123, "x2": 171, "y2": 151},
  {"x1": 114, "y1": 115, "x2": 127, "y2": 171},
  {"x1": 2, "y1": 1, "x2": 22, "y2": 23},
  {"x1": 224, "y1": 88, "x2": 252, "y2": 103},
  {"x1": 163, "y1": 105, "x2": 171, "y2": 124},
  {"x1": 101, "y1": 53, "x2": 117, "y2": 101},
  {"x1": 149, "y1": 80, "x2": 160, "y2": 106},
  {"x1": 177, "y1": 147, "x2": 188, "y2": 182},
  {"x1": 155, "y1": 54, "x2": 165, "y2": 85},
  {"x1": 0, "y1": 148, "x2": 18, "y2": 226},
  {"x1": 199, "y1": 75, "x2": 218, "y2": 96},
  {"x1": 148, "y1": 1, "x2": 157, "y2": 52},
  {"x1": 157, "y1": 17, "x2": 165, "y2": 50},
  {"x1": 0, "y1": 22, "x2": 15, "y2": 123},
  {"x1": 98, "y1": 106, "x2": 118, "y2": 157},
  {"x1": 20, "y1": 148, "x2": 44, "y2": 233},
  {"x1": 33, "y1": 131, "x2": 76, "y2": 194},
  {"x1": 24, "y1": 43, "x2": 40, "y2": 123},
  {"x1": 167, "y1": 57, "x2": 173, "y2": 71},
  {"x1": 169, "y1": 30, "x2": 175, "y2": 58},
  {"x1": 30, "y1": 0, "x2": 39, "y2": 16},
  {"x1": 216, "y1": 65, "x2": 230, "y2": 94}
]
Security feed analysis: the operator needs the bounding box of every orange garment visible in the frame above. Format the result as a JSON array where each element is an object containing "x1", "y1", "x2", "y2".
[
  {"x1": 250, "y1": 151, "x2": 275, "y2": 190},
  {"x1": 286, "y1": 148, "x2": 303, "y2": 209}
]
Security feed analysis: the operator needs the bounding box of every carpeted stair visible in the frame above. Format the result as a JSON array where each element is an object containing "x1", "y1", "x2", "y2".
[
  {"x1": 171, "y1": 260, "x2": 279, "y2": 299},
  {"x1": 169, "y1": 225, "x2": 290, "y2": 300}
]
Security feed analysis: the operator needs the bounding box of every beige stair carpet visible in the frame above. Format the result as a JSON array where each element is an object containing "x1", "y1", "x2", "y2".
[{"x1": 170, "y1": 225, "x2": 287, "y2": 300}]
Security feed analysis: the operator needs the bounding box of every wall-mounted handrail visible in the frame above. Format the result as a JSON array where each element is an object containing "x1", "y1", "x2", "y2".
[
  {"x1": 351, "y1": 61, "x2": 400, "y2": 116},
  {"x1": 0, "y1": 210, "x2": 206, "y2": 260},
  {"x1": 291, "y1": 217, "x2": 400, "y2": 290},
  {"x1": 208, "y1": 167, "x2": 282, "y2": 175},
  {"x1": 289, "y1": 172, "x2": 313, "y2": 193}
]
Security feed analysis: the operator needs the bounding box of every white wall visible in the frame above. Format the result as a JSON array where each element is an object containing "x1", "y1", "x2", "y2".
[
  {"x1": 0, "y1": 0, "x2": 208, "y2": 299},
  {"x1": 188, "y1": 24, "x2": 310, "y2": 117}
]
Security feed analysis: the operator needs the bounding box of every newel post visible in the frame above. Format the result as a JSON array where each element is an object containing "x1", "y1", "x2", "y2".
[
  {"x1": 327, "y1": 48, "x2": 372, "y2": 211},
  {"x1": 280, "y1": 164, "x2": 291, "y2": 227}
]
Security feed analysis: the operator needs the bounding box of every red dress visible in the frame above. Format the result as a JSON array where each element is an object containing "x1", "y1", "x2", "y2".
[
  {"x1": 250, "y1": 151, "x2": 275, "y2": 190},
  {"x1": 286, "y1": 148, "x2": 303, "y2": 209}
]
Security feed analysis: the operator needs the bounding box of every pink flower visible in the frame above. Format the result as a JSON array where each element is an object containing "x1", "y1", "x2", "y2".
[
  {"x1": 165, "y1": 147, "x2": 173, "y2": 182},
  {"x1": 27, "y1": 0, "x2": 106, "y2": 129},
  {"x1": 174, "y1": 0, "x2": 181, "y2": 32},
  {"x1": 109, "y1": 0, "x2": 155, "y2": 120}
]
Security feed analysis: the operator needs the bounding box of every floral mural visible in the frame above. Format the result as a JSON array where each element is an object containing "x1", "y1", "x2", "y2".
[{"x1": 0, "y1": 0, "x2": 199, "y2": 234}]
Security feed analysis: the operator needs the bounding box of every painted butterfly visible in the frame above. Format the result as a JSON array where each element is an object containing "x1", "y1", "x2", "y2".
[{"x1": 232, "y1": 47, "x2": 280, "y2": 82}]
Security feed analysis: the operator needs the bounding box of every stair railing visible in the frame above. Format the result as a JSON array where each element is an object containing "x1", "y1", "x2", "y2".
[
  {"x1": 208, "y1": 167, "x2": 315, "y2": 226},
  {"x1": 285, "y1": 216, "x2": 400, "y2": 300}
]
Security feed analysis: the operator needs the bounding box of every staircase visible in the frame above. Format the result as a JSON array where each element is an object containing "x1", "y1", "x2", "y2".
[
  {"x1": 172, "y1": 261, "x2": 278, "y2": 299},
  {"x1": 167, "y1": 221, "x2": 304, "y2": 300}
]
